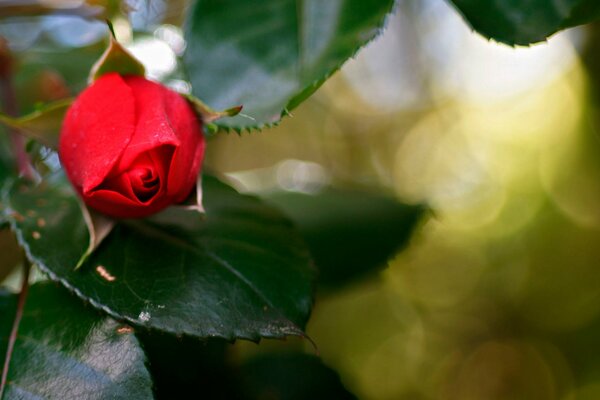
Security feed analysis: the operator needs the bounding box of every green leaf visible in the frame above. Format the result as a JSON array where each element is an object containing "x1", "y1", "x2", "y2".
[
  {"x1": 239, "y1": 353, "x2": 357, "y2": 400},
  {"x1": 3, "y1": 175, "x2": 315, "y2": 341},
  {"x1": 0, "y1": 282, "x2": 153, "y2": 399},
  {"x1": 183, "y1": 0, "x2": 395, "y2": 130},
  {"x1": 263, "y1": 189, "x2": 424, "y2": 288},
  {"x1": 449, "y1": 0, "x2": 600, "y2": 46},
  {"x1": 89, "y1": 23, "x2": 145, "y2": 82},
  {"x1": 0, "y1": 98, "x2": 73, "y2": 149}
]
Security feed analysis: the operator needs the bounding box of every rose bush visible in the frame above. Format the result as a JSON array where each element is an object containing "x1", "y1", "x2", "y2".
[{"x1": 59, "y1": 72, "x2": 205, "y2": 218}]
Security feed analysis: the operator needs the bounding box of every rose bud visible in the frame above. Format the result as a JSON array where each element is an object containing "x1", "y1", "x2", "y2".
[{"x1": 59, "y1": 72, "x2": 205, "y2": 218}]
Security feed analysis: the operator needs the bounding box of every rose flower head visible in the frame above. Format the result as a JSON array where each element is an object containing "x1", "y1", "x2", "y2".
[{"x1": 59, "y1": 73, "x2": 204, "y2": 218}]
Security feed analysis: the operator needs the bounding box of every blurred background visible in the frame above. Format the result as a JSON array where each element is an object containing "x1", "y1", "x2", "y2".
[{"x1": 4, "y1": 0, "x2": 600, "y2": 399}]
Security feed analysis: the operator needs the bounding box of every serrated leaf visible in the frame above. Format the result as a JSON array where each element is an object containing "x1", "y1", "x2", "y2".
[
  {"x1": 89, "y1": 23, "x2": 145, "y2": 83},
  {"x1": 0, "y1": 282, "x2": 153, "y2": 400},
  {"x1": 449, "y1": 0, "x2": 600, "y2": 46},
  {"x1": 2, "y1": 174, "x2": 315, "y2": 341},
  {"x1": 183, "y1": 0, "x2": 395, "y2": 131},
  {"x1": 0, "y1": 98, "x2": 73, "y2": 149},
  {"x1": 263, "y1": 188, "x2": 424, "y2": 288}
]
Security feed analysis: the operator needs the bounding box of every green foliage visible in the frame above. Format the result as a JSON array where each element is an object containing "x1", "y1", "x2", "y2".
[
  {"x1": 449, "y1": 0, "x2": 600, "y2": 45},
  {"x1": 0, "y1": 99, "x2": 72, "y2": 149},
  {"x1": 239, "y1": 353, "x2": 357, "y2": 400},
  {"x1": 0, "y1": 282, "x2": 153, "y2": 399},
  {"x1": 184, "y1": 0, "x2": 395, "y2": 130},
  {"x1": 2, "y1": 174, "x2": 316, "y2": 341},
  {"x1": 0, "y1": 134, "x2": 13, "y2": 185},
  {"x1": 138, "y1": 333, "x2": 357, "y2": 400},
  {"x1": 264, "y1": 189, "x2": 424, "y2": 288}
]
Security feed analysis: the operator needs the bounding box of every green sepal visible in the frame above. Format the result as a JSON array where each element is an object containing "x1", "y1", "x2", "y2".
[
  {"x1": 183, "y1": 93, "x2": 243, "y2": 125},
  {"x1": 0, "y1": 98, "x2": 73, "y2": 149},
  {"x1": 75, "y1": 201, "x2": 115, "y2": 270},
  {"x1": 89, "y1": 20, "x2": 145, "y2": 82}
]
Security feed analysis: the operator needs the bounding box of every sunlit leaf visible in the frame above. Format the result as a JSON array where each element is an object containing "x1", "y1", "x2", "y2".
[{"x1": 184, "y1": 0, "x2": 395, "y2": 130}]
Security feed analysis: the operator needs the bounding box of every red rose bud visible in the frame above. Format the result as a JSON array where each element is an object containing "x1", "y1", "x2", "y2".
[{"x1": 59, "y1": 73, "x2": 205, "y2": 218}]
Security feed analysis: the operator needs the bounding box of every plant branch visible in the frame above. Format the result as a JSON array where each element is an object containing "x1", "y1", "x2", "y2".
[{"x1": 0, "y1": 260, "x2": 31, "y2": 398}]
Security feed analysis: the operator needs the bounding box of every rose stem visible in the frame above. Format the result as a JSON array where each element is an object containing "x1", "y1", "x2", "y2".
[
  {"x1": 0, "y1": 36, "x2": 35, "y2": 180},
  {"x1": 0, "y1": 259, "x2": 31, "y2": 397}
]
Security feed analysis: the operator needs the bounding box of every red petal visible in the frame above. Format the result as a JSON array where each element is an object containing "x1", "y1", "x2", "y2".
[
  {"x1": 119, "y1": 76, "x2": 180, "y2": 169},
  {"x1": 59, "y1": 73, "x2": 136, "y2": 194},
  {"x1": 165, "y1": 88, "x2": 205, "y2": 201},
  {"x1": 85, "y1": 188, "x2": 168, "y2": 219},
  {"x1": 123, "y1": 76, "x2": 204, "y2": 202}
]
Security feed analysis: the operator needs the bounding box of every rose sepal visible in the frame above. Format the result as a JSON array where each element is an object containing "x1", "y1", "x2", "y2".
[
  {"x1": 0, "y1": 98, "x2": 74, "y2": 149},
  {"x1": 89, "y1": 21, "x2": 145, "y2": 83},
  {"x1": 173, "y1": 173, "x2": 205, "y2": 214},
  {"x1": 182, "y1": 94, "x2": 242, "y2": 135},
  {"x1": 75, "y1": 199, "x2": 115, "y2": 270}
]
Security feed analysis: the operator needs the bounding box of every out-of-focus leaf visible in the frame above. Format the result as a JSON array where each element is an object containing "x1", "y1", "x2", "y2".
[
  {"x1": 264, "y1": 189, "x2": 424, "y2": 288},
  {"x1": 0, "y1": 230, "x2": 21, "y2": 283},
  {"x1": 0, "y1": 1, "x2": 106, "y2": 19},
  {"x1": 0, "y1": 282, "x2": 153, "y2": 399},
  {"x1": 18, "y1": 43, "x2": 105, "y2": 96},
  {"x1": 184, "y1": 0, "x2": 395, "y2": 131},
  {"x1": 138, "y1": 333, "x2": 241, "y2": 399},
  {"x1": 449, "y1": 0, "x2": 600, "y2": 46},
  {"x1": 2, "y1": 174, "x2": 316, "y2": 341},
  {"x1": 240, "y1": 353, "x2": 357, "y2": 400},
  {"x1": 0, "y1": 98, "x2": 73, "y2": 149},
  {"x1": 0, "y1": 131, "x2": 15, "y2": 228}
]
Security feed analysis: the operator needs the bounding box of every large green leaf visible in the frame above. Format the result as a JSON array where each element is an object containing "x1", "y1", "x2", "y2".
[
  {"x1": 184, "y1": 0, "x2": 395, "y2": 131},
  {"x1": 263, "y1": 189, "x2": 424, "y2": 288},
  {"x1": 3, "y1": 175, "x2": 315, "y2": 341},
  {"x1": 0, "y1": 282, "x2": 153, "y2": 399},
  {"x1": 449, "y1": 0, "x2": 600, "y2": 46}
]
